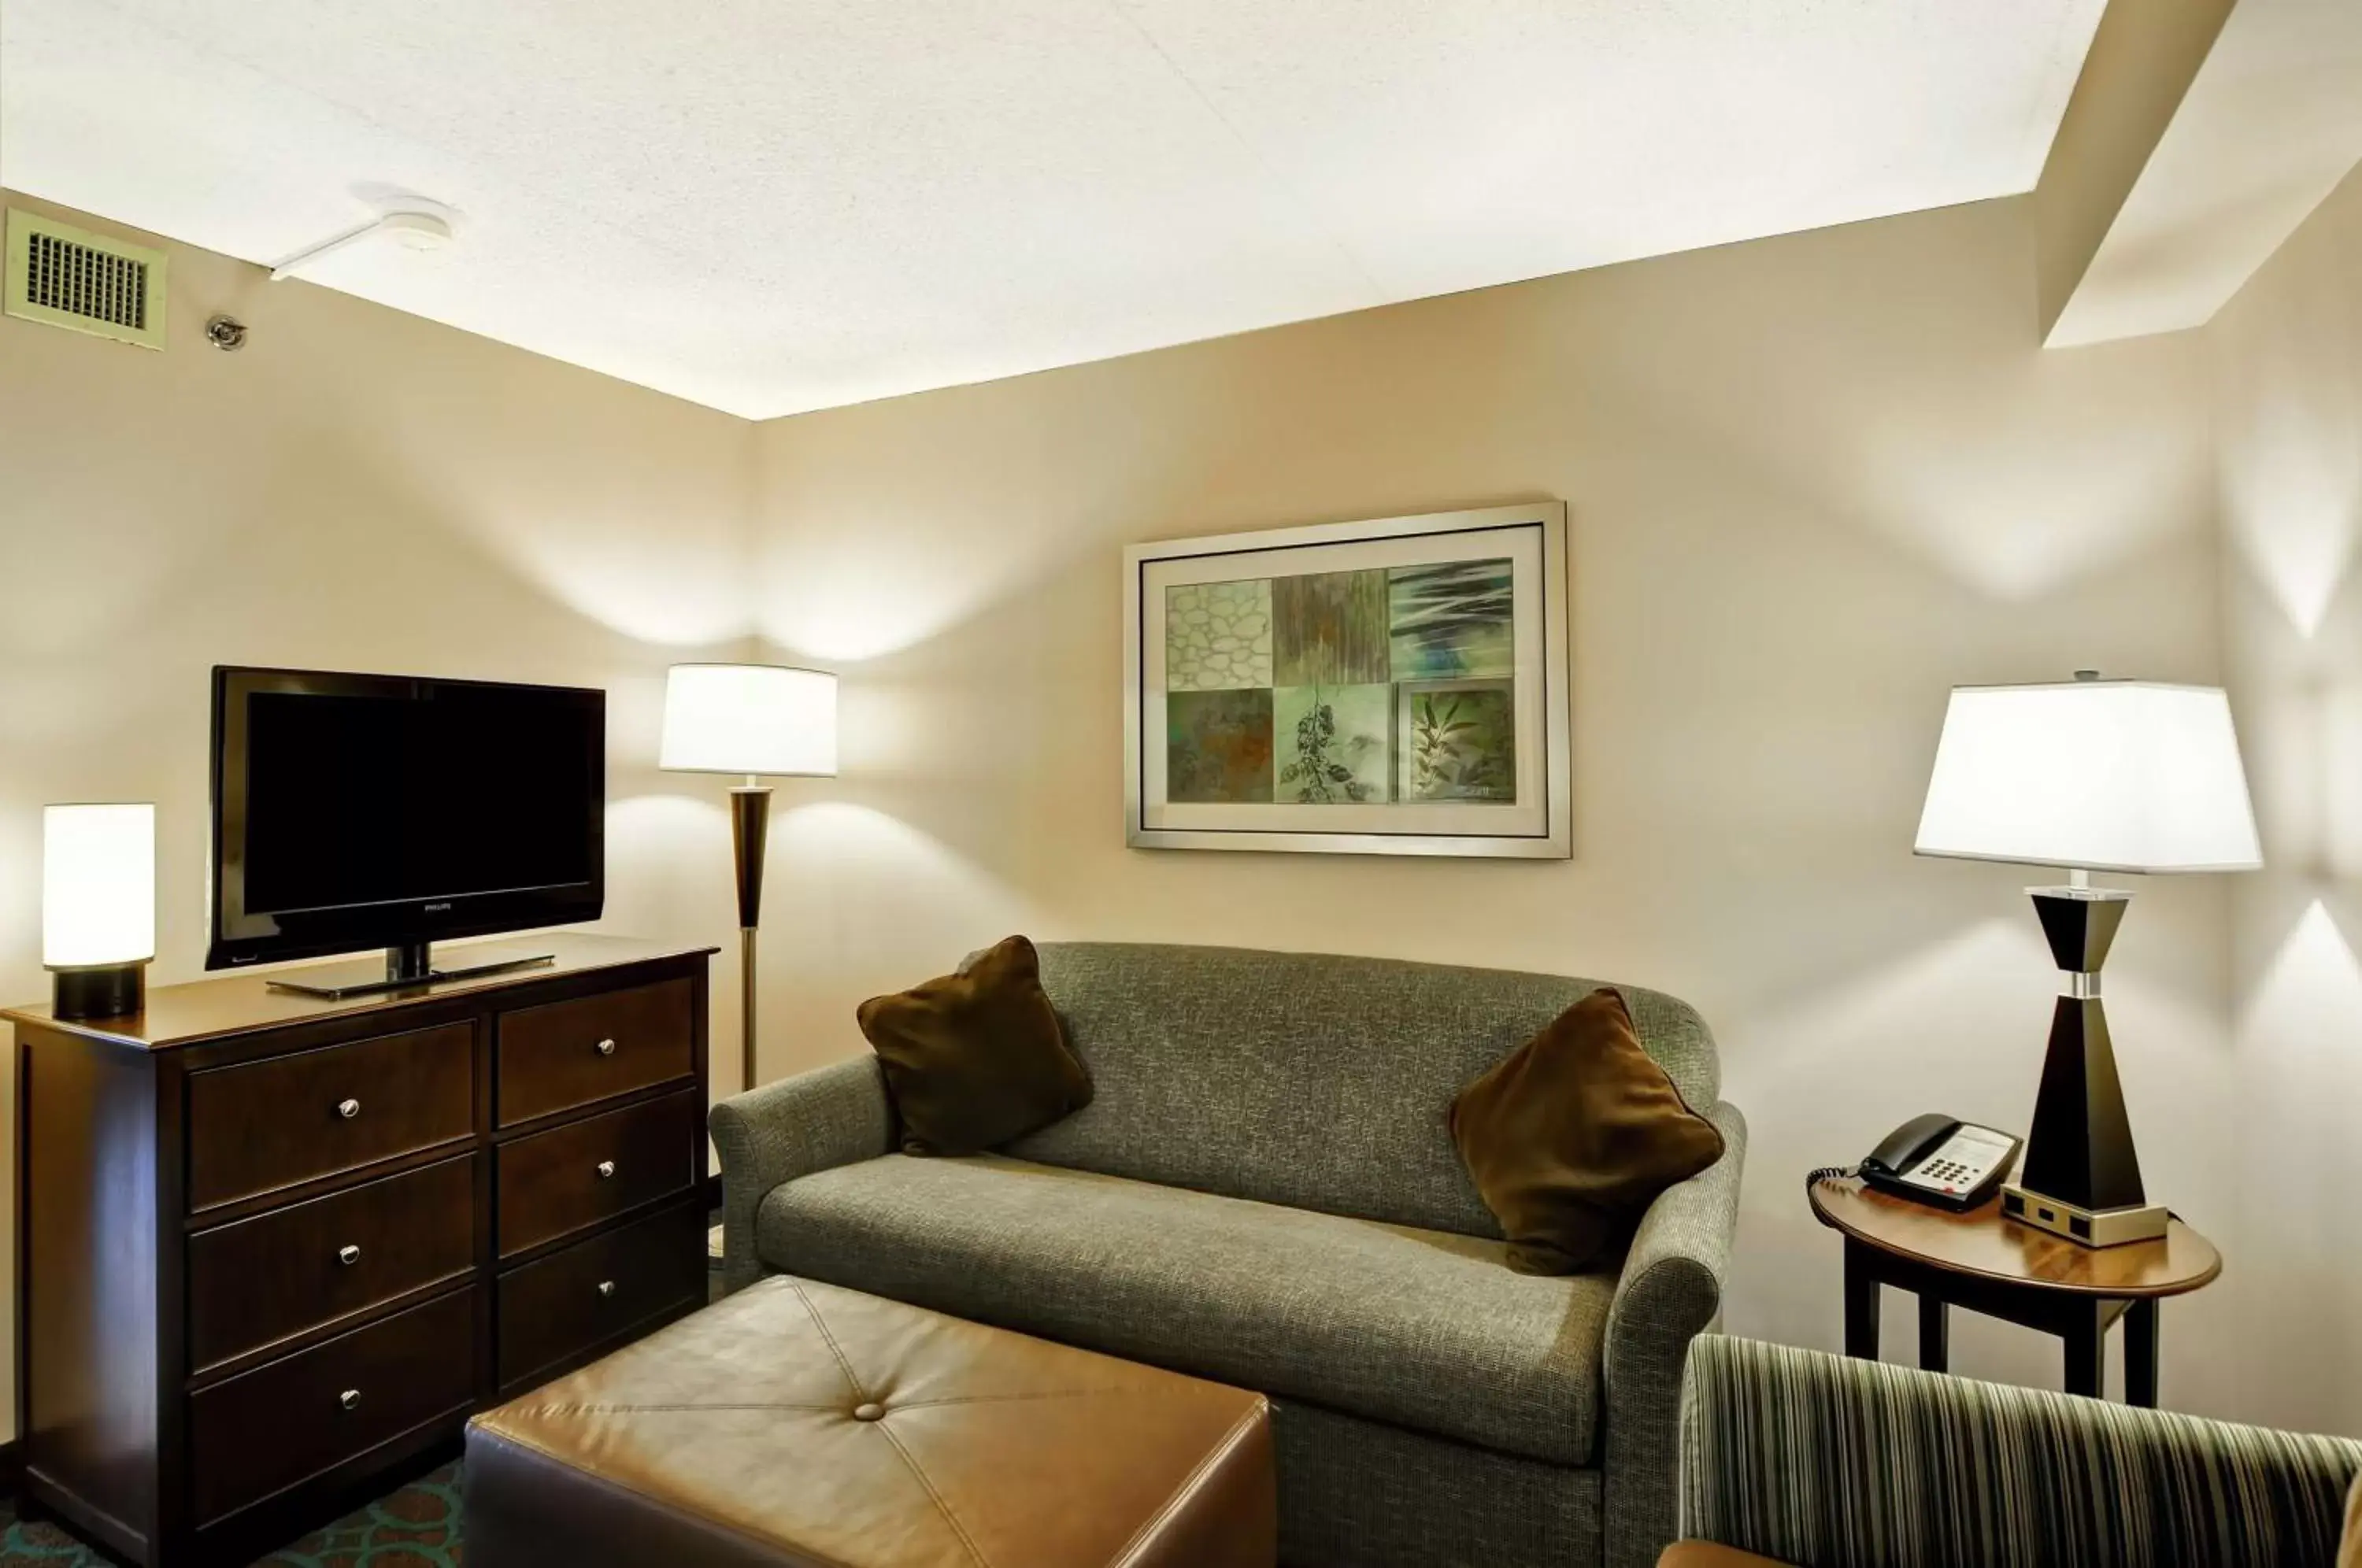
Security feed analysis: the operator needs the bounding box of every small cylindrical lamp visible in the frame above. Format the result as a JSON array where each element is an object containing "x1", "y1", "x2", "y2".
[
  {"x1": 660, "y1": 665, "x2": 839, "y2": 1096},
  {"x1": 44, "y1": 802, "x2": 157, "y2": 1020}
]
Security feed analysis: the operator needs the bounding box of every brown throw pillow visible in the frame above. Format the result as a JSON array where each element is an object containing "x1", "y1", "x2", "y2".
[
  {"x1": 1449, "y1": 987, "x2": 1726, "y2": 1275},
  {"x1": 856, "y1": 936, "x2": 1093, "y2": 1156}
]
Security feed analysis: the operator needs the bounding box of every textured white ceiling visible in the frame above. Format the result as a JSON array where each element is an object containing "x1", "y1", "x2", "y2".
[{"x1": 2, "y1": 1, "x2": 2104, "y2": 418}]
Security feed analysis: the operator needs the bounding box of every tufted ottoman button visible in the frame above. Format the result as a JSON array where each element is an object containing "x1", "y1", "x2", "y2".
[{"x1": 852, "y1": 1402, "x2": 885, "y2": 1422}]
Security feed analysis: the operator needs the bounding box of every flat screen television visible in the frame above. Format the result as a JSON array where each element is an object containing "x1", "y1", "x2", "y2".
[{"x1": 209, "y1": 667, "x2": 605, "y2": 994}]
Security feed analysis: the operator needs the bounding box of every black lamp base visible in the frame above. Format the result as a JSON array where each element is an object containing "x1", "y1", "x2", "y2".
[
  {"x1": 730, "y1": 786, "x2": 772, "y2": 1095},
  {"x1": 50, "y1": 962, "x2": 147, "y2": 1022},
  {"x1": 2006, "y1": 886, "x2": 2168, "y2": 1248}
]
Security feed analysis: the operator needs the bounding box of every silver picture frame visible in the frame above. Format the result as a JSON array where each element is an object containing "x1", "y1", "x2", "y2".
[{"x1": 1124, "y1": 501, "x2": 1572, "y2": 858}]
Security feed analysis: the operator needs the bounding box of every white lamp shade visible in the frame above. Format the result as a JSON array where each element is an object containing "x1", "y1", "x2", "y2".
[
  {"x1": 43, "y1": 803, "x2": 157, "y2": 967},
  {"x1": 1914, "y1": 681, "x2": 2261, "y2": 874},
  {"x1": 660, "y1": 664, "x2": 838, "y2": 777}
]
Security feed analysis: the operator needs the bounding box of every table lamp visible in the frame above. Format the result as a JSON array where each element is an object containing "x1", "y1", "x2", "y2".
[
  {"x1": 661, "y1": 664, "x2": 838, "y2": 1096},
  {"x1": 1914, "y1": 673, "x2": 2260, "y2": 1247},
  {"x1": 44, "y1": 802, "x2": 157, "y2": 1020}
]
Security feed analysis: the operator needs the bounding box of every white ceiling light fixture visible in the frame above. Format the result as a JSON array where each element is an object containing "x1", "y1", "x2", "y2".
[{"x1": 269, "y1": 198, "x2": 457, "y2": 282}]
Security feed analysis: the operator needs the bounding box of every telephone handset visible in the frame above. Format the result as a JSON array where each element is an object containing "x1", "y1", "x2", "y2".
[{"x1": 1849, "y1": 1114, "x2": 2021, "y2": 1211}]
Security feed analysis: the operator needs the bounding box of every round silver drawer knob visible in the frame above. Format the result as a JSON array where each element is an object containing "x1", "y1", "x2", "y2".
[
  {"x1": 595, "y1": 1037, "x2": 616, "y2": 1057},
  {"x1": 337, "y1": 1244, "x2": 361, "y2": 1267},
  {"x1": 336, "y1": 1098, "x2": 361, "y2": 1120},
  {"x1": 595, "y1": 1160, "x2": 616, "y2": 1180},
  {"x1": 338, "y1": 1389, "x2": 361, "y2": 1412},
  {"x1": 597, "y1": 1279, "x2": 616, "y2": 1298}
]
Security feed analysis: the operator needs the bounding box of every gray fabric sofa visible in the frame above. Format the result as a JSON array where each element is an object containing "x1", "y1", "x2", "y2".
[{"x1": 713, "y1": 942, "x2": 1747, "y2": 1568}]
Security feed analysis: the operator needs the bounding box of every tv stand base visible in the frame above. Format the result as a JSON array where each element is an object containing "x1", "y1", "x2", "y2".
[{"x1": 266, "y1": 945, "x2": 557, "y2": 1000}]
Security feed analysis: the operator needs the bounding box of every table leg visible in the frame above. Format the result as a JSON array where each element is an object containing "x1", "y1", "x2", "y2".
[
  {"x1": 1844, "y1": 1240, "x2": 1880, "y2": 1360},
  {"x1": 2124, "y1": 1299, "x2": 2160, "y2": 1407},
  {"x1": 2064, "y1": 1300, "x2": 2105, "y2": 1400},
  {"x1": 1918, "y1": 1294, "x2": 1949, "y2": 1374}
]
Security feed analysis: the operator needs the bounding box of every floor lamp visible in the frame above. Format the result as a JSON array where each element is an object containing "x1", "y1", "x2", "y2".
[{"x1": 660, "y1": 664, "x2": 839, "y2": 1096}]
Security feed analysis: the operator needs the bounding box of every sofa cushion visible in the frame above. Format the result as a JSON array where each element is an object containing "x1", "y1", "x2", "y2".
[
  {"x1": 1450, "y1": 987, "x2": 1727, "y2": 1275},
  {"x1": 757, "y1": 1152, "x2": 1612, "y2": 1467},
  {"x1": 1008, "y1": 942, "x2": 1720, "y2": 1239},
  {"x1": 857, "y1": 934, "x2": 1093, "y2": 1156}
]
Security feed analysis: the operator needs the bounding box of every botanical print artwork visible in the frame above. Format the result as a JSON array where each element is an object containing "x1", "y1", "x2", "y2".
[
  {"x1": 1166, "y1": 688, "x2": 1275, "y2": 803},
  {"x1": 1131, "y1": 501, "x2": 1567, "y2": 856},
  {"x1": 1398, "y1": 679, "x2": 1516, "y2": 801},
  {"x1": 1273, "y1": 571, "x2": 1390, "y2": 686},
  {"x1": 1388, "y1": 560, "x2": 1514, "y2": 679},
  {"x1": 1161, "y1": 568, "x2": 1518, "y2": 808},
  {"x1": 1165, "y1": 579, "x2": 1273, "y2": 691},
  {"x1": 1275, "y1": 684, "x2": 1390, "y2": 803}
]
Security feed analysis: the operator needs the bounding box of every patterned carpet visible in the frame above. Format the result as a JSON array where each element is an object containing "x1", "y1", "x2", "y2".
[{"x1": 0, "y1": 1463, "x2": 463, "y2": 1566}]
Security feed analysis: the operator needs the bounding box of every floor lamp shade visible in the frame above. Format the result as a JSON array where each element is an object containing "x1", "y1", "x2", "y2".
[
  {"x1": 44, "y1": 802, "x2": 156, "y2": 1019},
  {"x1": 1913, "y1": 677, "x2": 2259, "y2": 1247},
  {"x1": 660, "y1": 664, "x2": 838, "y2": 1099},
  {"x1": 659, "y1": 664, "x2": 839, "y2": 778}
]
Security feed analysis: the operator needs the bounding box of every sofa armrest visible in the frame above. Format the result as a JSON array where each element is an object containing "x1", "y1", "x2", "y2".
[
  {"x1": 1604, "y1": 1100, "x2": 1747, "y2": 1568},
  {"x1": 709, "y1": 1056, "x2": 894, "y2": 1291},
  {"x1": 1679, "y1": 1336, "x2": 2362, "y2": 1568}
]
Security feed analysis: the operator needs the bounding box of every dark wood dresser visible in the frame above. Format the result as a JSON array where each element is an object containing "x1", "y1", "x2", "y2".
[{"x1": 6, "y1": 934, "x2": 715, "y2": 1567}]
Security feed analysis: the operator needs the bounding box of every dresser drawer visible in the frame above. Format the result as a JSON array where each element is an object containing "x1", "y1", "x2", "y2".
[
  {"x1": 496, "y1": 1089, "x2": 699, "y2": 1258},
  {"x1": 497, "y1": 1200, "x2": 706, "y2": 1396},
  {"x1": 497, "y1": 978, "x2": 694, "y2": 1126},
  {"x1": 190, "y1": 1286, "x2": 476, "y2": 1525},
  {"x1": 187, "y1": 1023, "x2": 476, "y2": 1212},
  {"x1": 189, "y1": 1154, "x2": 476, "y2": 1375}
]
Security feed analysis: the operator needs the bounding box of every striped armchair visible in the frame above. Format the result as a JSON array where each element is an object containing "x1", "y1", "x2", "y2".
[{"x1": 1662, "y1": 1336, "x2": 2362, "y2": 1568}]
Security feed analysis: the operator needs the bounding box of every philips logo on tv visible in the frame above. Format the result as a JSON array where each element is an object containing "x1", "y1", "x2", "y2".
[{"x1": 424, "y1": 901, "x2": 453, "y2": 912}]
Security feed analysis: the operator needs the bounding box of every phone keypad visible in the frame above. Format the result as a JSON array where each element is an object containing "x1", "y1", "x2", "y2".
[{"x1": 1897, "y1": 1126, "x2": 2016, "y2": 1199}]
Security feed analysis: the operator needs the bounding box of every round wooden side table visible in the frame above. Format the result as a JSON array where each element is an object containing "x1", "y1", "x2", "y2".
[{"x1": 1808, "y1": 1173, "x2": 2221, "y2": 1405}]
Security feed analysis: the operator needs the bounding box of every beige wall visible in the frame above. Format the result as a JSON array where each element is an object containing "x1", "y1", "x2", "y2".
[
  {"x1": 2213, "y1": 160, "x2": 2362, "y2": 1439},
  {"x1": 9, "y1": 173, "x2": 2346, "y2": 1446},
  {"x1": 0, "y1": 193, "x2": 758, "y2": 1437},
  {"x1": 750, "y1": 195, "x2": 2262, "y2": 1419}
]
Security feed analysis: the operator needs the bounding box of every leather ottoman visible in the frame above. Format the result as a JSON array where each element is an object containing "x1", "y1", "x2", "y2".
[{"x1": 464, "y1": 1274, "x2": 1276, "y2": 1567}]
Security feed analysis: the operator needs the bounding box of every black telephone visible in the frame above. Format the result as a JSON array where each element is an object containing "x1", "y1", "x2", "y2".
[{"x1": 1850, "y1": 1114, "x2": 2021, "y2": 1211}]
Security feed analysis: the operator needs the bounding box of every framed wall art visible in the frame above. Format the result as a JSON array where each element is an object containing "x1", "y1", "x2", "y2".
[{"x1": 1124, "y1": 501, "x2": 1570, "y2": 857}]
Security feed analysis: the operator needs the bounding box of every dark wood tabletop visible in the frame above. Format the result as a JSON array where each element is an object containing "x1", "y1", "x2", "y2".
[
  {"x1": 1809, "y1": 1174, "x2": 2220, "y2": 1298},
  {"x1": 2, "y1": 934, "x2": 719, "y2": 1050}
]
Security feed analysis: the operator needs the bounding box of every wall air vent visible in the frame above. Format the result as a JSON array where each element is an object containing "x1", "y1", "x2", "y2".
[{"x1": 5, "y1": 209, "x2": 168, "y2": 349}]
